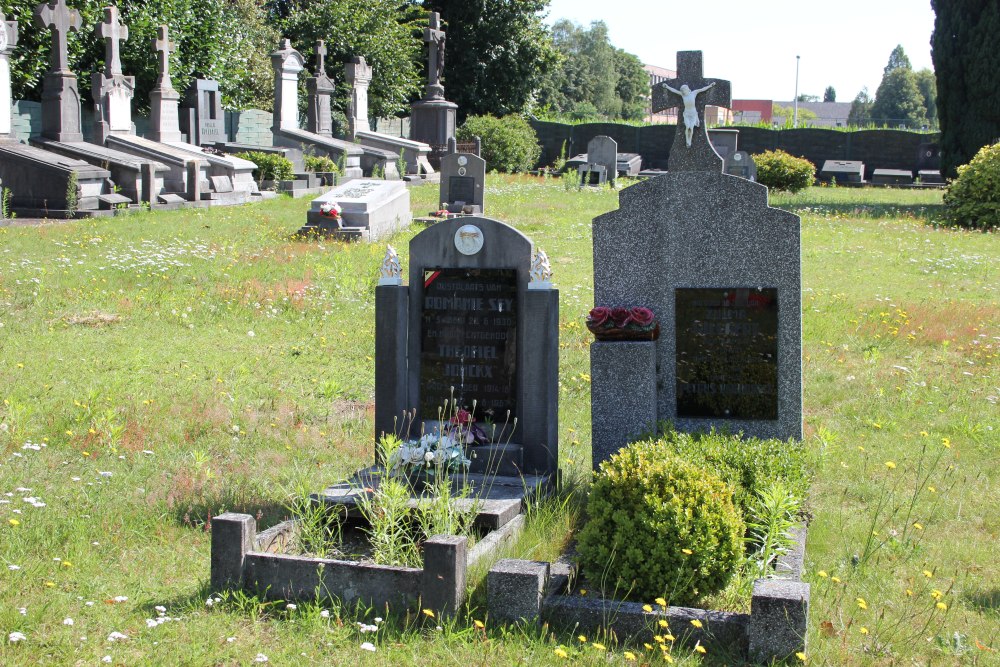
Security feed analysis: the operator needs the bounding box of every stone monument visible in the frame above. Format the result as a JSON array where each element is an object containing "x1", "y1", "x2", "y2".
[
  {"x1": 590, "y1": 51, "x2": 802, "y2": 468},
  {"x1": 587, "y1": 135, "x2": 618, "y2": 185},
  {"x1": 302, "y1": 179, "x2": 411, "y2": 241},
  {"x1": 374, "y1": 218, "x2": 559, "y2": 480},
  {"x1": 34, "y1": 0, "x2": 85, "y2": 142},
  {"x1": 410, "y1": 11, "x2": 457, "y2": 165},
  {"x1": 179, "y1": 78, "x2": 225, "y2": 146},
  {"x1": 148, "y1": 25, "x2": 181, "y2": 143},
  {"x1": 306, "y1": 40, "x2": 335, "y2": 137},
  {"x1": 438, "y1": 141, "x2": 485, "y2": 214},
  {"x1": 345, "y1": 54, "x2": 371, "y2": 138},
  {"x1": 91, "y1": 6, "x2": 135, "y2": 144}
]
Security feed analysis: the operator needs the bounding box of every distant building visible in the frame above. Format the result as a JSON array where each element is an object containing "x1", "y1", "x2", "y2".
[
  {"x1": 733, "y1": 100, "x2": 853, "y2": 128},
  {"x1": 644, "y1": 63, "x2": 732, "y2": 126},
  {"x1": 732, "y1": 100, "x2": 773, "y2": 125}
]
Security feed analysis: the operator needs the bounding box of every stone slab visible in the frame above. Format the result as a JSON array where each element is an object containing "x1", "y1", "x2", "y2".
[
  {"x1": 748, "y1": 579, "x2": 810, "y2": 663},
  {"x1": 488, "y1": 559, "x2": 549, "y2": 624},
  {"x1": 820, "y1": 159, "x2": 864, "y2": 183},
  {"x1": 590, "y1": 341, "x2": 658, "y2": 468},
  {"x1": 305, "y1": 179, "x2": 411, "y2": 240},
  {"x1": 917, "y1": 169, "x2": 944, "y2": 184},
  {"x1": 871, "y1": 168, "x2": 913, "y2": 185}
]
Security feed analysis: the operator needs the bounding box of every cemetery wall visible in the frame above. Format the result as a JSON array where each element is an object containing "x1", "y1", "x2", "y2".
[{"x1": 530, "y1": 120, "x2": 940, "y2": 177}]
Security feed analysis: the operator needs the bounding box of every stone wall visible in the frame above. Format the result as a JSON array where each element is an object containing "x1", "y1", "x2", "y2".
[
  {"x1": 530, "y1": 120, "x2": 940, "y2": 178},
  {"x1": 229, "y1": 109, "x2": 273, "y2": 146}
]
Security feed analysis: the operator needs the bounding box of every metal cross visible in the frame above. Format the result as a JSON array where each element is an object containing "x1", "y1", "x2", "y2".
[
  {"x1": 97, "y1": 5, "x2": 128, "y2": 76},
  {"x1": 315, "y1": 39, "x2": 326, "y2": 75},
  {"x1": 153, "y1": 25, "x2": 175, "y2": 84},
  {"x1": 33, "y1": 0, "x2": 82, "y2": 73}
]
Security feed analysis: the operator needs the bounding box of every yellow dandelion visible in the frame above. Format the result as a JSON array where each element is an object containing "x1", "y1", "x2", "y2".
[
  {"x1": 931, "y1": 589, "x2": 943, "y2": 600},
  {"x1": 643, "y1": 643, "x2": 654, "y2": 651},
  {"x1": 658, "y1": 619, "x2": 669, "y2": 628},
  {"x1": 7, "y1": 519, "x2": 19, "y2": 527},
  {"x1": 44, "y1": 581, "x2": 55, "y2": 587},
  {"x1": 920, "y1": 431, "x2": 929, "y2": 437},
  {"x1": 906, "y1": 589, "x2": 914, "y2": 596},
  {"x1": 694, "y1": 643, "x2": 706, "y2": 654},
  {"x1": 61, "y1": 561, "x2": 72, "y2": 568},
  {"x1": 936, "y1": 602, "x2": 948, "y2": 611},
  {"x1": 831, "y1": 576, "x2": 842, "y2": 583},
  {"x1": 592, "y1": 643, "x2": 606, "y2": 651},
  {"x1": 579, "y1": 589, "x2": 587, "y2": 596},
  {"x1": 859, "y1": 627, "x2": 869, "y2": 635},
  {"x1": 654, "y1": 635, "x2": 665, "y2": 644},
  {"x1": 422, "y1": 609, "x2": 435, "y2": 619},
  {"x1": 642, "y1": 604, "x2": 653, "y2": 612},
  {"x1": 663, "y1": 655, "x2": 674, "y2": 664},
  {"x1": 681, "y1": 549, "x2": 693, "y2": 555},
  {"x1": 857, "y1": 445, "x2": 865, "y2": 452},
  {"x1": 690, "y1": 619, "x2": 703, "y2": 628},
  {"x1": 553, "y1": 647, "x2": 568, "y2": 659},
  {"x1": 655, "y1": 597, "x2": 667, "y2": 607},
  {"x1": 923, "y1": 570, "x2": 933, "y2": 578},
  {"x1": 856, "y1": 597, "x2": 868, "y2": 610},
  {"x1": 884, "y1": 461, "x2": 896, "y2": 470},
  {"x1": 664, "y1": 634, "x2": 675, "y2": 642},
  {"x1": 624, "y1": 651, "x2": 637, "y2": 661},
  {"x1": 796, "y1": 651, "x2": 808, "y2": 662},
  {"x1": 942, "y1": 438, "x2": 951, "y2": 448},
  {"x1": 473, "y1": 620, "x2": 485, "y2": 629},
  {"x1": 913, "y1": 523, "x2": 923, "y2": 530},
  {"x1": 927, "y1": 486, "x2": 937, "y2": 493},
  {"x1": 577, "y1": 635, "x2": 587, "y2": 643},
  {"x1": 817, "y1": 570, "x2": 829, "y2": 578}
]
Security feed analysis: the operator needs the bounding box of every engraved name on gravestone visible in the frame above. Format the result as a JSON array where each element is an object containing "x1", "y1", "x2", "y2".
[
  {"x1": 675, "y1": 288, "x2": 778, "y2": 420},
  {"x1": 419, "y1": 268, "x2": 518, "y2": 418},
  {"x1": 449, "y1": 176, "x2": 475, "y2": 204}
]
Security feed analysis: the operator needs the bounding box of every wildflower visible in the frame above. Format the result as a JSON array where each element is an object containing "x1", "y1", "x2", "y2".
[
  {"x1": 154, "y1": 606, "x2": 166, "y2": 614},
  {"x1": 8, "y1": 518, "x2": 19, "y2": 526},
  {"x1": 664, "y1": 634, "x2": 675, "y2": 641},
  {"x1": 931, "y1": 589, "x2": 943, "y2": 600},
  {"x1": 285, "y1": 604, "x2": 297, "y2": 612},
  {"x1": 624, "y1": 651, "x2": 637, "y2": 661},
  {"x1": 922, "y1": 570, "x2": 933, "y2": 578},
  {"x1": 8, "y1": 565, "x2": 20, "y2": 570},
  {"x1": 554, "y1": 647, "x2": 568, "y2": 659},
  {"x1": 422, "y1": 609, "x2": 435, "y2": 619},
  {"x1": 817, "y1": 570, "x2": 828, "y2": 578},
  {"x1": 856, "y1": 597, "x2": 868, "y2": 610},
  {"x1": 936, "y1": 602, "x2": 948, "y2": 610},
  {"x1": 473, "y1": 620, "x2": 485, "y2": 629},
  {"x1": 63, "y1": 618, "x2": 73, "y2": 626},
  {"x1": 927, "y1": 486, "x2": 937, "y2": 493},
  {"x1": 906, "y1": 589, "x2": 914, "y2": 596},
  {"x1": 796, "y1": 652, "x2": 808, "y2": 662},
  {"x1": 44, "y1": 581, "x2": 55, "y2": 588},
  {"x1": 654, "y1": 635, "x2": 665, "y2": 644},
  {"x1": 658, "y1": 619, "x2": 669, "y2": 628},
  {"x1": 694, "y1": 642, "x2": 706, "y2": 654},
  {"x1": 107, "y1": 631, "x2": 128, "y2": 642},
  {"x1": 663, "y1": 656, "x2": 674, "y2": 664},
  {"x1": 578, "y1": 635, "x2": 587, "y2": 643},
  {"x1": 913, "y1": 522, "x2": 924, "y2": 530},
  {"x1": 102, "y1": 657, "x2": 111, "y2": 664},
  {"x1": 884, "y1": 461, "x2": 896, "y2": 470},
  {"x1": 8, "y1": 631, "x2": 26, "y2": 642},
  {"x1": 690, "y1": 619, "x2": 703, "y2": 628},
  {"x1": 859, "y1": 627, "x2": 869, "y2": 635},
  {"x1": 920, "y1": 431, "x2": 929, "y2": 437},
  {"x1": 374, "y1": 617, "x2": 383, "y2": 623},
  {"x1": 942, "y1": 438, "x2": 951, "y2": 448},
  {"x1": 360, "y1": 642, "x2": 376, "y2": 652},
  {"x1": 831, "y1": 576, "x2": 842, "y2": 583},
  {"x1": 644, "y1": 643, "x2": 654, "y2": 650},
  {"x1": 681, "y1": 549, "x2": 693, "y2": 555},
  {"x1": 62, "y1": 561, "x2": 73, "y2": 568},
  {"x1": 642, "y1": 604, "x2": 653, "y2": 612},
  {"x1": 579, "y1": 589, "x2": 587, "y2": 595},
  {"x1": 592, "y1": 643, "x2": 607, "y2": 650},
  {"x1": 320, "y1": 610, "x2": 330, "y2": 619},
  {"x1": 655, "y1": 597, "x2": 667, "y2": 607},
  {"x1": 253, "y1": 654, "x2": 269, "y2": 662}
]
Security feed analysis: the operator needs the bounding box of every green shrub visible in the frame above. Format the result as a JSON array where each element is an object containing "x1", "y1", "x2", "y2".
[
  {"x1": 576, "y1": 442, "x2": 744, "y2": 605},
  {"x1": 649, "y1": 428, "x2": 810, "y2": 517},
  {"x1": 942, "y1": 142, "x2": 1000, "y2": 231},
  {"x1": 235, "y1": 151, "x2": 294, "y2": 182},
  {"x1": 457, "y1": 115, "x2": 540, "y2": 173},
  {"x1": 304, "y1": 154, "x2": 338, "y2": 173},
  {"x1": 752, "y1": 149, "x2": 815, "y2": 193}
]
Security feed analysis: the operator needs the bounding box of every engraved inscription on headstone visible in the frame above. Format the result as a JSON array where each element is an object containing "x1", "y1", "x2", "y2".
[
  {"x1": 449, "y1": 176, "x2": 475, "y2": 204},
  {"x1": 419, "y1": 268, "x2": 518, "y2": 420},
  {"x1": 675, "y1": 287, "x2": 778, "y2": 420}
]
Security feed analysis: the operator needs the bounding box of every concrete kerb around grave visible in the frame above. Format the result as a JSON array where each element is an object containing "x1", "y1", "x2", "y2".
[
  {"x1": 486, "y1": 523, "x2": 809, "y2": 664},
  {"x1": 211, "y1": 503, "x2": 525, "y2": 616}
]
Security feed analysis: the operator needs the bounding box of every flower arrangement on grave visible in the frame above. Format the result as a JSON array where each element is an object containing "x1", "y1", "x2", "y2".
[
  {"x1": 586, "y1": 306, "x2": 660, "y2": 341},
  {"x1": 432, "y1": 202, "x2": 450, "y2": 218},
  {"x1": 446, "y1": 408, "x2": 491, "y2": 446},
  {"x1": 386, "y1": 431, "x2": 471, "y2": 480},
  {"x1": 319, "y1": 201, "x2": 342, "y2": 223}
]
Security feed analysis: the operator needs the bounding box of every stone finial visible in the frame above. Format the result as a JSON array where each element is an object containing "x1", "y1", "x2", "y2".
[
  {"x1": 315, "y1": 39, "x2": 326, "y2": 75},
  {"x1": 34, "y1": 0, "x2": 82, "y2": 73},
  {"x1": 378, "y1": 244, "x2": 403, "y2": 286},
  {"x1": 97, "y1": 5, "x2": 128, "y2": 76},
  {"x1": 153, "y1": 25, "x2": 175, "y2": 87},
  {"x1": 651, "y1": 51, "x2": 731, "y2": 173},
  {"x1": 528, "y1": 249, "x2": 552, "y2": 290}
]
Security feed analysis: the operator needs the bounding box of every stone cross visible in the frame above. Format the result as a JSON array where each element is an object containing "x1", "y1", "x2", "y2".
[
  {"x1": 153, "y1": 25, "x2": 175, "y2": 87},
  {"x1": 651, "y1": 51, "x2": 731, "y2": 172},
  {"x1": 34, "y1": 0, "x2": 82, "y2": 74},
  {"x1": 315, "y1": 39, "x2": 326, "y2": 75},
  {"x1": 97, "y1": 6, "x2": 128, "y2": 76},
  {"x1": 423, "y1": 11, "x2": 446, "y2": 98}
]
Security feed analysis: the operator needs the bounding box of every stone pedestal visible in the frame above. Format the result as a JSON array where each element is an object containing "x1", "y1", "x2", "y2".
[
  {"x1": 748, "y1": 579, "x2": 810, "y2": 662},
  {"x1": 41, "y1": 72, "x2": 83, "y2": 142},
  {"x1": 149, "y1": 86, "x2": 182, "y2": 142},
  {"x1": 410, "y1": 98, "x2": 457, "y2": 165},
  {"x1": 590, "y1": 341, "x2": 658, "y2": 469}
]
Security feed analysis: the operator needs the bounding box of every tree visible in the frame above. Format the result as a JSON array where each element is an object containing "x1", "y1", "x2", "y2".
[
  {"x1": 823, "y1": 86, "x2": 836, "y2": 102},
  {"x1": 914, "y1": 68, "x2": 938, "y2": 128},
  {"x1": 421, "y1": 0, "x2": 558, "y2": 120},
  {"x1": 931, "y1": 0, "x2": 1000, "y2": 177},
  {"x1": 847, "y1": 88, "x2": 873, "y2": 126},
  {"x1": 796, "y1": 94, "x2": 819, "y2": 103},
  {"x1": 536, "y1": 19, "x2": 648, "y2": 121},
  {"x1": 281, "y1": 0, "x2": 424, "y2": 119},
  {"x1": 8, "y1": 0, "x2": 279, "y2": 111},
  {"x1": 870, "y1": 45, "x2": 927, "y2": 128}
]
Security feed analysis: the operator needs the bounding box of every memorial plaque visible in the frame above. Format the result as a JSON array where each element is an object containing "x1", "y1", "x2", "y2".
[
  {"x1": 420, "y1": 268, "x2": 518, "y2": 419},
  {"x1": 448, "y1": 176, "x2": 475, "y2": 205},
  {"x1": 675, "y1": 287, "x2": 778, "y2": 420}
]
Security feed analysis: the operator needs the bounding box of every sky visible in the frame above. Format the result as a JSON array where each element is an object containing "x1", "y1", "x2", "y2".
[{"x1": 542, "y1": 0, "x2": 936, "y2": 103}]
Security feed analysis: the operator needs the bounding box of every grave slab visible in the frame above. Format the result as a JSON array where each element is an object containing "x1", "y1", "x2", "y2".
[
  {"x1": 871, "y1": 168, "x2": 913, "y2": 185},
  {"x1": 820, "y1": 159, "x2": 864, "y2": 183},
  {"x1": 303, "y1": 179, "x2": 411, "y2": 240}
]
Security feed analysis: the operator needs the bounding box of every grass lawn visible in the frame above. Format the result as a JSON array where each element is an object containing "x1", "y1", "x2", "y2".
[{"x1": 0, "y1": 177, "x2": 997, "y2": 665}]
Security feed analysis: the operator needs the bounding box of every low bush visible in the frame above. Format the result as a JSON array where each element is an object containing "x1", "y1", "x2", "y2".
[
  {"x1": 235, "y1": 151, "x2": 294, "y2": 182},
  {"x1": 649, "y1": 428, "x2": 810, "y2": 517},
  {"x1": 576, "y1": 441, "x2": 744, "y2": 606},
  {"x1": 942, "y1": 142, "x2": 1000, "y2": 231},
  {"x1": 457, "y1": 115, "x2": 540, "y2": 173},
  {"x1": 752, "y1": 149, "x2": 815, "y2": 193},
  {"x1": 303, "y1": 154, "x2": 338, "y2": 174}
]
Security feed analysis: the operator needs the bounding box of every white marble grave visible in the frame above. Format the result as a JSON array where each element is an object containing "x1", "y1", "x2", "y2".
[{"x1": 304, "y1": 179, "x2": 411, "y2": 241}]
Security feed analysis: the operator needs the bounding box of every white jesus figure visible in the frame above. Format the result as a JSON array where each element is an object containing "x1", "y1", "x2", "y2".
[{"x1": 662, "y1": 81, "x2": 716, "y2": 148}]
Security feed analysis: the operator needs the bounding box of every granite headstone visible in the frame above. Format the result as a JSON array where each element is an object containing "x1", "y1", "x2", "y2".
[
  {"x1": 587, "y1": 135, "x2": 617, "y2": 185},
  {"x1": 439, "y1": 150, "x2": 485, "y2": 213}
]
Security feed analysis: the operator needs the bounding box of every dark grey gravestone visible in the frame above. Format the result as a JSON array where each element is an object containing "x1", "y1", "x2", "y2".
[
  {"x1": 578, "y1": 164, "x2": 607, "y2": 186},
  {"x1": 439, "y1": 151, "x2": 486, "y2": 213},
  {"x1": 306, "y1": 41, "x2": 335, "y2": 137},
  {"x1": 587, "y1": 135, "x2": 617, "y2": 185},
  {"x1": 617, "y1": 153, "x2": 642, "y2": 177},
  {"x1": 726, "y1": 150, "x2": 757, "y2": 181},
  {"x1": 487, "y1": 559, "x2": 549, "y2": 624},
  {"x1": 916, "y1": 142, "x2": 940, "y2": 172},
  {"x1": 748, "y1": 579, "x2": 810, "y2": 662},
  {"x1": 871, "y1": 168, "x2": 913, "y2": 185},
  {"x1": 180, "y1": 78, "x2": 226, "y2": 145},
  {"x1": 34, "y1": 0, "x2": 84, "y2": 142},
  {"x1": 591, "y1": 50, "x2": 801, "y2": 467},
  {"x1": 708, "y1": 128, "x2": 738, "y2": 162},
  {"x1": 374, "y1": 217, "x2": 559, "y2": 477},
  {"x1": 918, "y1": 169, "x2": 943, "y2": 184},
  {"x1": 820, "y1": 159, "x2": 864, "y2": 183}
]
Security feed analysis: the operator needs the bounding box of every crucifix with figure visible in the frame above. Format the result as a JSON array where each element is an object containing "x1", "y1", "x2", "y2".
[
  {"x1": 423, "y1": 11, "x2": 446, "y2": 99},
  {"x1": 652, "y1": 51, "x2": 731, "y2": 172},
  {"x1": 34, "y1": 0, "x2": 81, "y2": 74}
]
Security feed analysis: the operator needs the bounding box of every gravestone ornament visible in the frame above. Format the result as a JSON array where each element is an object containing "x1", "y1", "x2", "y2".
[
  {"x1": 92, "y1": 6, "x2": 136, "y2": 143},
  {"x1": 307, "y1": 40, "x2": 335, "y2": 137},
  {"x1": 422, "y1": 11, "x2": 447, "y2": 101},
  {"x1": 591, "y1": 50, "x2": 801, "y2": 467},
  {"x1": 379, "y1": 245, "x2": 403, "y2": 286},
  {"x1": 410, "y1": 11, "x2": 457, "y2": 163},
  {"x1": 454, "y1": 224, "x2": 484, "y2": 255},
  {"x1": 651, "y1": 51, "x2": 731, "y2": 172},
  {"x1": 149, "y1": 25, "x2": 181, "y2": 142},
  {"x1": 34, "y1": 0, "x2": 84, "y2": 142}
]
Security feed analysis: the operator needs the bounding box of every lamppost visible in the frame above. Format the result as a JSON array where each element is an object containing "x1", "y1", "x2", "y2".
[{"x1": 793, "y1": 55, "x2": 800, "y2": 128}]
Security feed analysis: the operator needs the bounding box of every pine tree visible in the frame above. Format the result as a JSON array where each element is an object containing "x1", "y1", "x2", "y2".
[
  {"x1": 847, "y1": 88, "x2": 873, "y2": 127},
  {"x1": 870, "y1": 46, "x2": 927, "y2": 128},
  {"x1": 931, "y1": 0, "x2": 1000, "y2": 177},
  {"x1": 823, "y1": 86, "x2": 836, "y2": 103}
]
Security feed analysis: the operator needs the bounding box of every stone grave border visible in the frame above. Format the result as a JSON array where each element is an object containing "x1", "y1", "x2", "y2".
[
  {"x1": 211, "y1": 498, "x2": 525, "y2": 615},
  {"x1": 487, "y1": 524, "x2": 809, "y2": 663}
]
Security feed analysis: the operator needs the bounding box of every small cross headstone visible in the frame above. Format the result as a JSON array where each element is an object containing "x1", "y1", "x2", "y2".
[
  {"x1": 34, "y1": 0, "x2": 81, "y2": 73},
  {"x1": 153, "y1": 25, "x2": 176, "y2": 88},
  {"x1": 91, "y1": 5, "x2": 135, "y2": 143},
  {"x1": 651, "y1": 51, "x2": 731, "y2": 172},
  {"x1": 306, "y1": 40, "x2": 335, "y2": 137},
  {"x1": 34, "y1": 0, "x2": 84, "y2": 141},
  {"x1": 97, "y1": 6, "x2": 128, "y2": 76},
  {"x1": 314, "y1": 39, "x2": 327, "y2": 75}
]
